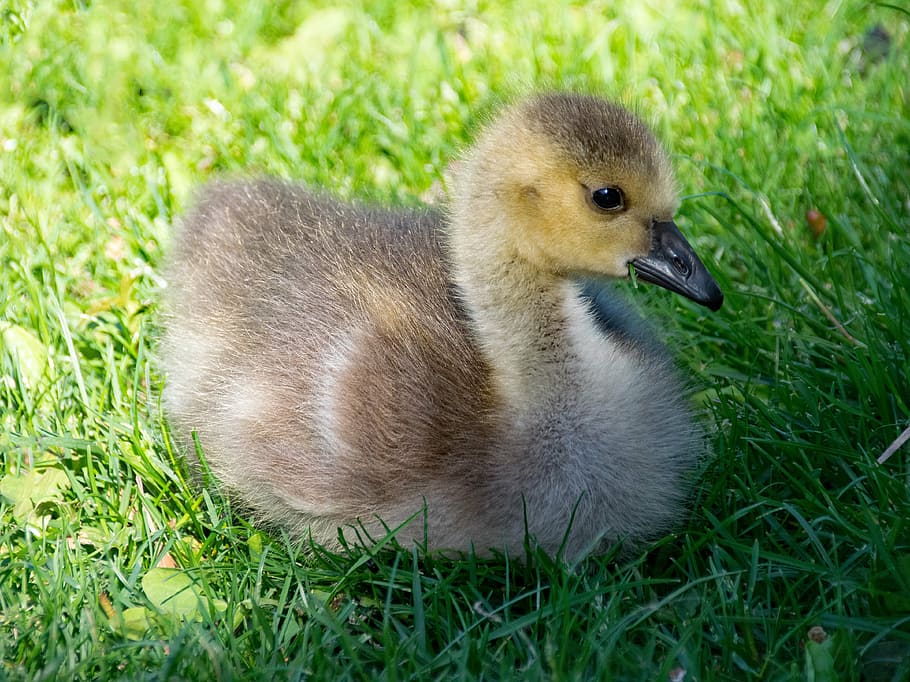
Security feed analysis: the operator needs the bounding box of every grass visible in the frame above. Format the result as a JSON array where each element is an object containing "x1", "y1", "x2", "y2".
[{"x1": 1, "y1": 0, "x2": 908, "y2": 679}]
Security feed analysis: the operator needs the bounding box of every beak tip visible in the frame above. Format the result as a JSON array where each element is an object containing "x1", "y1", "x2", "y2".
[{"x1": 703, "y1": 285, "x2": 724, "y2": 312}]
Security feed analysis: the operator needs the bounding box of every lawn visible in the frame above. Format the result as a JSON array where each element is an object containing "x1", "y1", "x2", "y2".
[{"x1": 1, "y1": 0, "x2": 909, "y2": 679}]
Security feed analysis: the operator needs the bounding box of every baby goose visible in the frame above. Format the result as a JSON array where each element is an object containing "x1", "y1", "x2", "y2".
[{"x1": 161, "y1": 93, "x2": 723, "y2": 559}]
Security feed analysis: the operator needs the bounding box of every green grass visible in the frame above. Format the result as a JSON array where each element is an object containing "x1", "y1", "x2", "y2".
[{"x1": 1, "y1": 0, "x2": 909, "y2": 679}]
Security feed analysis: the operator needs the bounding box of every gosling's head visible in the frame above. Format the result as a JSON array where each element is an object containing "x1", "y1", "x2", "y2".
[{"x1": 456, "y1": 92, "x2": 723, "y2": 310}]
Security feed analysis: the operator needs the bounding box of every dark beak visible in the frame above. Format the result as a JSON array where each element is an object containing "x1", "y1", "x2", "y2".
[{"x1": 631, "y1": 221, "x2": 724, "y2": 311}]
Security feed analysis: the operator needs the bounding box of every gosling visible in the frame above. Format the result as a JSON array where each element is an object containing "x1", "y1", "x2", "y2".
[{"x1": 161, "y1": 92, "x2": 723, "y2": 559}]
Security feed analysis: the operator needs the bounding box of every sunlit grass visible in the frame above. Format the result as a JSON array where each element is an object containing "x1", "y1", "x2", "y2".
[{"x1": 1, "y1": 0, "x2": 908, "y2": 679}]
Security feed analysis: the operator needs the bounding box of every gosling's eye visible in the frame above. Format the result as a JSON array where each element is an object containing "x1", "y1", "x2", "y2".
[{"x1": 591, "y1": 187, "x2": 624, "y2": 211}]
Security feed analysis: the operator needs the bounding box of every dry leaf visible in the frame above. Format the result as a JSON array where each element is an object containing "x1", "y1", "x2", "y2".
[{"x1": 806, "y1": 208, "x2": 827, "y2": 238}]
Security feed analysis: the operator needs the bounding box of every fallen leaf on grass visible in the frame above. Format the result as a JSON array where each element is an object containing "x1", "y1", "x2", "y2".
[
  {"x1": 109, "y1": 567, "x2": 233, "y2": 641},
  {"x1": 0, "y1": 465, "x2": 70, "y2": 527},
  {"x1": 0, "y1": 321, "x2": 49, "y2": 387},
  {"x1": 141, "y1": 568, "x2": 228, "y2": 620},
  {"x1": 253, "y1": 7, "x2": 355, "y2": 77},
  {"x1": 155, "y1": 552, "x2": 178, "y2": 569},
  {"x1": 806, "y1": 208, "x2": 827, "y2": 238},
  {"x1": 118, "y1": 607, "x2": 153, "y2": 641}
]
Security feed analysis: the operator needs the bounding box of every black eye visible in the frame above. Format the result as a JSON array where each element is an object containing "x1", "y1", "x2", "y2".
[{"x1": 591, "y1": 187, "x2": 624, "y2": 211}]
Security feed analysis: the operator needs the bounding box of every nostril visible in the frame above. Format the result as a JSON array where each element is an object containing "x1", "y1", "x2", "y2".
[{"x1": 672, "y1": 256, "x2": 689, "y2": 276}]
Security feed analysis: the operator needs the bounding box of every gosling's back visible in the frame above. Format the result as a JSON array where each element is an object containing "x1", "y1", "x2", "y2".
[{"x1": 163, "y1": 181, "x2": 503, "y2": 547}]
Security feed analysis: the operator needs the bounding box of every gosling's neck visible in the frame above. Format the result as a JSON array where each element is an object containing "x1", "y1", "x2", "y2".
[{"x1": 447, "y1": 209, "x2": 583, "y2": 410}]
